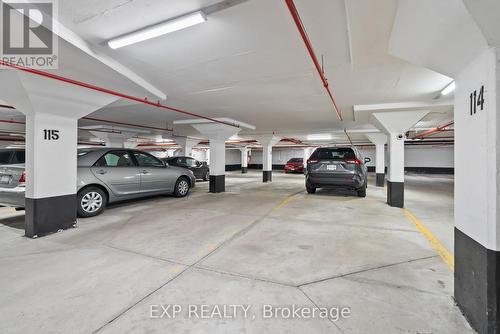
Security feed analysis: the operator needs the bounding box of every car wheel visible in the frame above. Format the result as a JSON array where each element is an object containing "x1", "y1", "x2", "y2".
[
  {"x1": 357, "y1": 184, "x2": 367, "y2": 198},
  {"x1": 306, "y1": 180, "x2": 316, "y2": 194},
  {"x1": 77, "y1": 186, "x2": 107, "y2": 217},
  {"x1": 174, "y1": 177, "x2": 190, "y2": 197},
  {"x1": 203, "y1": 170, "x2": 209, "y2": 181}
]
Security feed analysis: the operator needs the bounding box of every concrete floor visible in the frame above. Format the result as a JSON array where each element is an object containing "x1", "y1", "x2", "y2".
[{"x1": 0, "y1": 171, "x2": 473, "y2": 333}]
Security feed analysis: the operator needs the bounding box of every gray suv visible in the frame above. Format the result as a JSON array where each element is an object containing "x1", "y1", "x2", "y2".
[
  {"x1": 305, "y1": 147, "x2": 369, "y2": 197},
  {"x1": 0, "y1": 148, "x2": 196, "y2": 217}
]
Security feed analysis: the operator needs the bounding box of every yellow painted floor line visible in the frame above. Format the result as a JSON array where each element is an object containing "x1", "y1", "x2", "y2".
[
  {"x1": 402, "y1": 208, "x2": 454, "y2": 272},
  {"x1": 274, "y1": 193, "x2": 300, "y2": 210}
]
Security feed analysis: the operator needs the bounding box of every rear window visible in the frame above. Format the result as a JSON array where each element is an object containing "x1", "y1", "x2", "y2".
[
  {"x1": 0, "y1": 151, "x2": 12, "y2": 164},
  {"x1": 12, "y1": 151, "x2": 25, "y2": 164},
  {"x1": 288, "y1": 158, "x2": 303, "y2": 163},
  {"x1": 312, "y1": 148, "x2": 355, "y2": 160}
]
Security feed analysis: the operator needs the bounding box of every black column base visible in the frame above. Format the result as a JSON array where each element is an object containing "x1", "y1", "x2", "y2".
[
  {"x1": 263, "y1": 170, "x2": 272, "y2": 182},
  {"x1": 25, "y1": 194, "x2": 77, "y2": 238},
  {"x1": 209, "y1": 175, "x2": 225, "y2": 193},
  {"x1": 376, "y1": 173, "x2": 385, "y2": 187},
  {"x1": 455, "y1": 228, "x2": 500, "y2": 334},
  {"x1": 241, "y1": 167, "x2": 248, "y2": 174},
  {"x1": 387, "y1": 180, "x2": 404, "y2": 208}
]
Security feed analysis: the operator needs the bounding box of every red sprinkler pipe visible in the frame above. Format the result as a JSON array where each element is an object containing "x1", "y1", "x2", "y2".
[
  {"x1": 344, "y1": 129, "x2": 353, "y2": 145},
  {"x1": 0, "y1": 60, "x2": 240, "y2": 128},
  {"x1": 0, "y1": 119, "x2": 25, "y2": 125},
  {"x1": 413, "y1": 121, "x2": 454, "y2": 139},
  {"x1": 285, "y1": 0, "x2": 342, "y2": 121}
]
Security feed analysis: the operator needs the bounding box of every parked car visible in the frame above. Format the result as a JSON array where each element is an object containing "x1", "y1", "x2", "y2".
[
  {"x1": 0, "y1": 149, "x2": 25, "y2": 165},
  {"x1": 305, "y1": 147, "x2": 370, "y2": 197},
  {"x1": 284, "y1": 158, "x2": 304, "y2": 173},
  {"x1": 162, "y1": 156, "x2": 209, "y2": 181},
  {"x1": 0, "y1": 148, "x2": 196, "y2": 217}
]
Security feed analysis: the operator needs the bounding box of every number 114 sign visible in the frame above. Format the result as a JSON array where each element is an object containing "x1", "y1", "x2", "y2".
[{"x1": 470, "y1": 85, "x2": 485, "y2": 116}]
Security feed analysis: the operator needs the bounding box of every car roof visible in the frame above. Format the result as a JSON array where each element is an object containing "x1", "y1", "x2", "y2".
[{"x1": 317, "y1": 146, "x2": 354, "y2": 149}]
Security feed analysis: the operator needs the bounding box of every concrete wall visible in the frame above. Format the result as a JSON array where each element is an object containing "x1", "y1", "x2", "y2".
[
  {"x1": 359, "y1": 145, "x2": 454, "y2": 168},
  {"x1": 246, "y1": 146, "x2": 454, "y2": 168},
  {"x1": 150, "y1": 146, "x2": 455, "y2": 169}
]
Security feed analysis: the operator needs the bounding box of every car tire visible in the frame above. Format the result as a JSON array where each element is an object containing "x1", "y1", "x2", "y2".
[
  {"x1": 77, "y1": 186, "x2": 107, "y2": 218},
  {"x1": 174, "y1": 177, "x2": 191, "y2": 197},
  {"x1": 203, "y1": 170, "x2": 209, "y2": 181},
  {"x1": 306, "y1": 180, "x2": 316, "y2": 194},
  {"x1": 357, "y1": 185, "x2": 367, "y2": 198}
]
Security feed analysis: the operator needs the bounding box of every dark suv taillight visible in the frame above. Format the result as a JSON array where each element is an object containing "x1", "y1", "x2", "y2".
[
  {"x1": 345, "y1": 159, "x2": 362, "y2": 165},
  {"x1": 307, "y1": 159, "x2": 319, "y2": 164}
]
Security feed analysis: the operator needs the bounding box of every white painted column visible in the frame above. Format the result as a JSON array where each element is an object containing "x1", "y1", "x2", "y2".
[
  {"x1": 176, "y1": 137, "x2": 200, "y2": 157},
  {"x1": 262, "y1": 144, "x2": 272, "y2": 181},
  {"x1": 124, "y1": 141, "x2": 139, "y2": 149},
  {"x1": 177, "y1": 118, "x2": 254, "y2": 193},
  {"x1": 252, "y1": 135, "x2": 280, "y2": 182},
  {"x1": 88, "y1": 131, "x2": 138, "y2": 148},
  {"x1": 387, "y1": 133, "x2": 405, "y2": 184},
  {"x1": 0, "y1": 70, "x2": 118, "y2": 237},
  {"x1": 453, "y1": 47, "x2": 500, "y2": 331},
  {"x1": 240, "y1": 147, "x2": 249, "y2": 173},
  {"x1": 366, "y1": 133, "x2": 387, "y2": 187},
  {"x1": 25, "y1": 113, "x2": 78, "y2": 201},
  {"x1": 208, "y1": 138, "x2": 226, "y2": 192},
  {"x1": 303, "y1": 147, "x2": 315, "y2": 168},
  {"x1": 371, "y1": 111, "x2": 429, "y2": 207},
  {"x1": 375, "y1": 144, "x2": 385, "y2": 176}
]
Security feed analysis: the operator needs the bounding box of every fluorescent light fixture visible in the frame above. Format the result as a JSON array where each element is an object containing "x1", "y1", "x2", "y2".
[
  {"x1": 307, "y1": 133, "x2": 332, "y2": 141},
  {"x1": 441, "y1": 81, "x2": 456, "y2": 96},
  {"x1": 108, "y1": 11, "x2": 206, "y2": 49}
]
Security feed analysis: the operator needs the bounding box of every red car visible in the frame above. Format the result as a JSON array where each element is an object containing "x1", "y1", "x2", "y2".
[{"x1": 284, "y1": 158, "x2": 304, "y2": 173}]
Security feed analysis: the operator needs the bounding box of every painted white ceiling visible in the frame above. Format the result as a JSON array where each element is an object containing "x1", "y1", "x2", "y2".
[{"x1": 0, "y1": 0, "x2": 457, "y2": 144}]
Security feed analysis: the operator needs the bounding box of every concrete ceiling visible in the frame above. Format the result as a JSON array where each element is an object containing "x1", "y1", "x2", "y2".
[{"x1": 0, "y1": 0, "x2": 458, "y2": 145}]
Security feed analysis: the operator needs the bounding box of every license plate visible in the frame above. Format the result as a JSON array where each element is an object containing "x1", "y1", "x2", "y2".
[
  {"x1": 326, "y1": 165, "x2": 337, "y2": 171},
  {"x1": 0, "y1": 175, "x2": 11, "y2": 184}
]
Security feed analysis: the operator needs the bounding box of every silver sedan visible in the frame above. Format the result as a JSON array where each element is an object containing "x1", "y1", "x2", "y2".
[{"x1": 0, "y1": 148, "x2": 196, "y2": 217}]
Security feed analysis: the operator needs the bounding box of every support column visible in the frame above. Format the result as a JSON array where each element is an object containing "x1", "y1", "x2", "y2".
[
  {"x1": 209, "y1": 138, "x2": 226, "y2": 192},
  {"x1": 176, "y1": 137, "x2": 200, "y2": 157},
  {"x1": 25, "y1": 113, "x2": 78, "y2": 237},
  {"x1": 262, "y1": 144, "x2": 273, "y2": 182},
  {"x1": 88, "y1": 130, "x2": 138, "y2": 148},
  {"x1": 454, "y1": 47, "x2": 500, "y2": 334},
  {"x1": 371, "y1": 111, "x2": 429, "y2": 208},
  {"x1": 252, "y1": 135, "x2": 280, "y2": 182},
  {"x1": 174, "y1": 118, "x2": 254, "y2": 193},
  {"x1": 240, "y1": 147, "x2": 249, "y2": 173},
  {"x1": 386, "y1": 133, "x2": 405, "y2": 207},
  {"x1": 0, "y1": 70, "x2": 118, "y2": 237},
  {"x1": 366, "y1": 133, "x2": 387, "y2": 187},
  {"x1": 303, "y1": 147, "x2": 315, "y2": 170}
]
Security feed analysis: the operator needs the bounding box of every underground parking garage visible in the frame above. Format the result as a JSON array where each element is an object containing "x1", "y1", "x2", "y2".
[{"x1": 0, "y1": 0, "x2": 498, "y2": 333}]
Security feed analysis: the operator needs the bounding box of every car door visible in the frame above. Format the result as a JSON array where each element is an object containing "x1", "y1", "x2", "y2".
[
  {"x1": 132, "y1": 151, "x2": 175, "y2": 192},
  {"x1": 90, "y1": 150, "x2": 141, "y2": 196}
]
